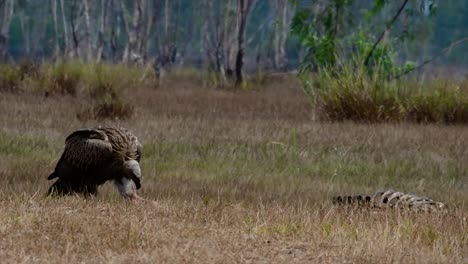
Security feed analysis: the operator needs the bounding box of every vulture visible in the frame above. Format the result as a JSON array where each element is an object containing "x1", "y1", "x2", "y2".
[{"x1": 47, "y1": 127, "x2": 144, "y2": 201}]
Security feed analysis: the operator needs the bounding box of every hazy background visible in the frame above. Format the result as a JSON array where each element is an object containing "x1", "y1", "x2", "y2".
[{"x1": 0, "y1": 0, "x2": 466, "y2": 75}]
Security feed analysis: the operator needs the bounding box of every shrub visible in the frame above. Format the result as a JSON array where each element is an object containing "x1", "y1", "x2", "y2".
[
  {"x1": 18, "y1": 60, "x2": 40, "y2": 80},
  {"x1": 76, "y1": 64, "x2": 135, "y2": 121},
  {"x1": 301, "y1": 66, "x2": 468, "y2": 123},
  {"x1": 76, "y1": 94, "x2": 134, "y2": 121},
  {"x1": 405, "y1": 80, "x2": 468, "y2": 123},
  {"x1": 304, "y1": 66, "x2": 402, "y2": 122},
  {"x1": 84, "y1": 64, "x2": 120, "y2": 98},
  {"x1": 0, "y1": 64, "x2": 21, "y2": 92},
  {"x1": 47, "y1": 62, "x2": 84, "y2": 96},
  {"x1": 92, "y1": 97, "x2": 134, "y2": 120}
]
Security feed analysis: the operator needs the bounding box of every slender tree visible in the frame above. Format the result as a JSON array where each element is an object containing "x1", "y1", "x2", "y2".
[
  {"x1": 82, "y1": 0, "x2": 93, "y2": 61},
  {"x1": 140, "y1": 0, "x2": 161, "y2": 59},
  {"x1": 234, "y1": 0, "x2": 258, "y2": 85},
  {"x1": 51, "y1": 0, "x2": 60, "y2": 60},
  {"x1": 68, "y1": 0, "x2": 82, "y2": 59},
  {"x1": 59, "y1": 0, "x2": 70, "y2": 58},
  {"x1": 272, "y1": 0, "x2": 294, "y2": 70},
  {"x1": 0, "y1": 0, "x2": 14, "y2": 61},
  {"x1": 96, "y1": 0, "x2": 109, "y2": 62}
]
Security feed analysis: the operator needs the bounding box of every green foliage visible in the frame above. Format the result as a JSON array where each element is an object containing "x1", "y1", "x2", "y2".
[
  {"x1": 290, "y1": 0, "x2": 467, "y2": 123},
  {"x1": 291, "y1": 1, "x2": 355, "y2": 72},
  {"x1": 352, "y1": 31, "x2": 416, "y2": 78},
  {"x1": 291, "y1": 0, "x2": 428, "y2": 76}
]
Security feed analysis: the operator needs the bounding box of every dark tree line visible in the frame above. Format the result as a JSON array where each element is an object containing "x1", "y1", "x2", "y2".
[
  {"x1": 0, "y1": 0, "x2": 466, "y2": 80},
  {"x1": 0, "y1": 0, "x2": 298, "y2": 85}
]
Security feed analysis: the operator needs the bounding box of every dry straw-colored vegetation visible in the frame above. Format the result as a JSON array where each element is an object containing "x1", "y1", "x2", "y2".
[
  {"x1": 0, "y1": 63, "x2": 467, "y2": 263},
  {"x1": 301, "y1": 66, "x2": 468, "y2": 123}
]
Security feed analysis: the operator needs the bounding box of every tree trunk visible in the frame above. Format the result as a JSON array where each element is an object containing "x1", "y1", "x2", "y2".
[
  {"x1": 0, "y1": 0, "x2": 14, "y2": 61},
  {"x1": 163, "y1": 0, "x2": 170, "y2": 44},
  {"x1": 109, "y1": 0, "x2": 119, "y2": 61},
  {"x1": 69, "y1": 0, "x2": 82, "y2": 59},
  {"x1": 121, "y1": 0, "x2": 144, "y2": 63},
  {"x1": 18, "y1": 11, "x2": 31, "y2": 57},
  {"x1": 214, "y1": 1, "x2": 225, "y2": 74},
  {"x1": 130, "y1": 0, "x2": 144, "y2": 63},
  {"x1": 272, "y1": 0, "x2": 293, "y2": 71},
  {"x1": 51, "y1": 0, "x2": 60, "y2": 60},
  {"x1": 141, "y1": 0, "x2": 161, "y2": 59},
  {"x1": 161, "y1": 0, "x2": 171, "y2": 64},
  {"x1": 30, "y1": 2, "x2": 49, "y2": 59},
  {"x1": 59, "y1": 0, "x2": 70, "y2": 58},
  {"x1": 156, "y1": 0, "x2": 175, "y2": 68},
  {"x1": 96, "y1": 0, "x2": 108, "y2": 62},
  {"x1": 234, "y1": 0, "x2": 257, "y2": 86},
  {"x1": 82, "y1": 0, "x2": 92, "y2": 61},
  {"x1": 272, "y1": 0, "x2": 280, "y2": 69},
  {"x1": 364, "y1": 0, "x2": 409, "y2": 68},
  {"x1": 223, "y1": 0, "x2": 238, "y2": 78},
  {"x1": 200, "y1": 0, "x2": 211, "y2": 68}
]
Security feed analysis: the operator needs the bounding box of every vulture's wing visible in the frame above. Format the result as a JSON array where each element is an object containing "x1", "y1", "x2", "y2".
[
  {"x1": 60, "y1": 128, "x2": 114, "y2": 171},
  {"x1": 136, "y1": 138, "x2": 143, "y2": 162}
]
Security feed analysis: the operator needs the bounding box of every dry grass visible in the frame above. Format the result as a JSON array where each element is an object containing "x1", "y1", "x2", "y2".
[
  {"x1": 302, "y1": 67, "x2": 468, "y2": 123},
  {"x1": 0, "y1": 72, "x2": 467, "y2": 263}
]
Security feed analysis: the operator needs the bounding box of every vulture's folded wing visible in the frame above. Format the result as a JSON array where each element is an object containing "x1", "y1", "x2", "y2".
[{"x1": 62, "y1": 128, "x2": 114, "y2": 171}]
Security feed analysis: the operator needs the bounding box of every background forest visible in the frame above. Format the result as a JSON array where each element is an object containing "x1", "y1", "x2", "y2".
[{"x1": 0, "y1": 0, "x2": 467, "y2": 76}]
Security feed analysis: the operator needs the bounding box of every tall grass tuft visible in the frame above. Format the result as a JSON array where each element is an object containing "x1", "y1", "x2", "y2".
[
  {"x1": 76, "y1": 63, "x2": 136, "y2": 120},
  {"x1": 405, "y1": 79, "x2": 468, "y2": 123},
  {"x1": 301, "y1": 64, "x2": 468, "y2": 123},
  {"x1": 0, "y1": 64, "x2": 21, "y2": 92},
  {"x1": 47, "y1": 62, "x2": 84, "y2": 96},
  {"x1": 308, "y1": 66, "x2": 404, "y2": 122},
  {"x1": 91, "y1": 97, "x2": 134, "y2": 120}
]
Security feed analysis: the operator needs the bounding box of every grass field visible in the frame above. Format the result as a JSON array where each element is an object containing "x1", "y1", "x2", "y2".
[{"x1": 0, "y1": 72, "x2": 467, "y2": 263}]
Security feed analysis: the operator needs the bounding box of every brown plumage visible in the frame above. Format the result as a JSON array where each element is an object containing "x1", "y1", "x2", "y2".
[
  {"x1": 47, "y1": 127, "x2": 143, "y2": 200},
  {"x1": 332, "y1": 189, "x2": 447, "y2": 212}
]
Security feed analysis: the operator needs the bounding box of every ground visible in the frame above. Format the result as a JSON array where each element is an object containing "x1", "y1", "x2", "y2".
[{"x1": 0, "y1": 74, "x2": 467, "y2": 263}]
